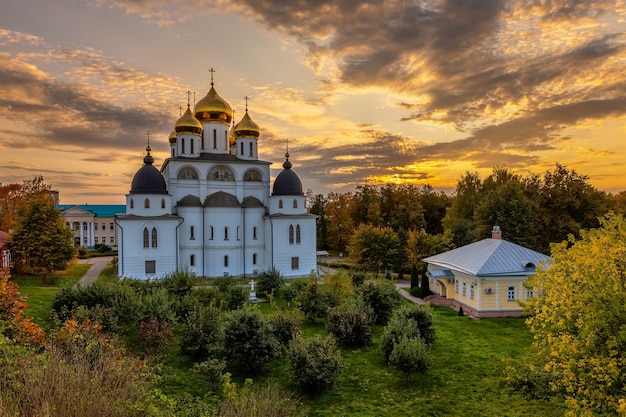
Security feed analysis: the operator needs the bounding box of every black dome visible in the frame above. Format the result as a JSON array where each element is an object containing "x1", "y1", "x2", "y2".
[
  {"x1": 130, "y1": 152, "x2": 168, "y2": 194},
  {"x1": 272, "y1": 154, "x2": 303, "y2": 196}
]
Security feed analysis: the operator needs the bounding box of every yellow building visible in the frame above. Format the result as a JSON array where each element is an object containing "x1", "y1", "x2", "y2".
[
  {"x1": 422, "y1": 226, "x2": 551, "y2": 318},
  {"x1": 57, "y1": 205, "x2": 125, "y2": 249}
]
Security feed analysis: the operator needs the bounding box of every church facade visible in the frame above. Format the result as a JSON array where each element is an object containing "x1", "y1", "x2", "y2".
[{"x1": 116, "y1": 79, "x2": 317, "y2": 279}]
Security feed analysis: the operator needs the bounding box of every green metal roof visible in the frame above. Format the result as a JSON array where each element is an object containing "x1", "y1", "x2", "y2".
[{"x1": 56, "y1": 204, "x2": 126, "y2": 218}]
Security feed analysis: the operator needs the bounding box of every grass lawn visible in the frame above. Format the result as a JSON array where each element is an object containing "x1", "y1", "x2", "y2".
[
  {"x1": 11, "y1": 262, "x2": 91, "y2": 331},
  {"x1": 158, "y1": 296, "x2": 565, "y2": 417}
]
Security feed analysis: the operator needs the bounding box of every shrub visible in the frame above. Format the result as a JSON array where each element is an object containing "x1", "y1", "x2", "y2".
[
  {"x1": 326, "y1": 301, "x2": 373, "y2": 347},
  {"x1": 287, "y1": 334, "x2": 343, "y2": 394},
  {"x1": 388, "y1": 336, "x2": 432, "y2": 381},
  {"x1": 356, "y1": 278, "x2": 402, "y2": 324},
  {"x1": 380, "y1": 313, "x2": 422, "y2": 362},
  {"x1": 181, "y1": 304, "x2": 221, "y2": 358},
  {"x1": 394, "y1": 303, "x2": 436, "y2": 346},
  {"x1": 133, "y1": 287, "x2": 179, "y2": 324},
  {"x1": 410, "y1": 263, "x2": 419, "y2": 290},
  {"x1": 52, "y1": 279, "x2": 118, "y2": 319},
  {"x1": 268, "y1": 308, "x2": 303, "y2": 346},
  {"x1": 257, "y1": 266, "x2": 284, "y2": 296},
  {"x1": 324, "y1": 270, "x2": 354, "y2": 306},
  {"x1": 137, "y1": 316, "x2": 174, "y2": 357},
  {"x1": 221, "y1": 306, "x2": 281, "y2": 374},
  {"x1": 193, "y1": 358, "x2": 228, "y2": 396},
  {"x1": 217, "y1": 379, "x2": 308, "y2": 417},
  {"x1": 280, "y1": 280, "x2": 306, "y2": 301},
  {"x1": 350, "y1": 271, "x2": 367, "y2": 287},
  {"x1": 161, "y1": 269, "x2": 193, "y2": 297},
  {"x1": 294, "y1": 278, "x2": 330, "y2": 321}
]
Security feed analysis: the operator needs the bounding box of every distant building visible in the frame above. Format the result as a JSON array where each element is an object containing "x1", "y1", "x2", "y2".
[
  {"x1": 115, "y1": 76, "x2": 317, "y2": 279},
  {"x1": 422, "y1": 226, "x2": 551, "y2": 317},
  {"x1": 57, "y1": 205, "x2": 126, "y2": 249},
  {"x1": 0, "y1": 230, "x2": 10, "y2": 268}
]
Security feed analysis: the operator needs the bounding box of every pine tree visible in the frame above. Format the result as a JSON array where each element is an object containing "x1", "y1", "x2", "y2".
[
  {"x1": 410, "y1": 263, "x2": 419, "y2": 290},
  {"x1": 420, "y1": 263, "x2": 430, "y2": 297}
]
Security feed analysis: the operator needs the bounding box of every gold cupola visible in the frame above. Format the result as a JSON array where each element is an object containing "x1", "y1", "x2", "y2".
[
  {"x1": 194, "y1": 86, "x2": 233, "y2": 124},
  {"x1": 234, "y1": 111, "x2": 260, "y2": 138},
  {"x1": 175, "y1": 105, "x2": 203, "y2": 135},
  {"x1": 168, "y1": 129, "x2": 177, "y2": 145}
]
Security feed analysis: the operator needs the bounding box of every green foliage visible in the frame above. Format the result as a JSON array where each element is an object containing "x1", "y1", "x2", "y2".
[
  {"x1": 294, "y1": 277, "x2": 330, "y2": 321},
  {"x1": 380, "y1": 312, "x2": 423, "y2": 362},
  {"x1": 280, "y1": 279, "x2": 306, "y2": 301},
  {"x1": 268, "y1": 308, "x2": 303, "y2": 346},
  {"x1": 192, "y1": 358, "x2": 228, "y2": 397},
  {"x1": 220, "y1": 306, "x2": 281, "y2": 374},
  {"x1": 349, "y1": 224, "x2": 402, "y2": 273},
  {"x1": 257, "y1": 266, "x2": 284, "y2": 296},
  {"x1": 420, "y1": 263, "x2": 431, "y2": 297},
  {"x1": 356, "y1": 278, "x2": 401, "y2": 324},
  {"x1": 324, "y1": 269, "x2": 354, "y2": 306},
  {"x1": 326, "y1": 301, "x2": 373, "y2": 347},
  {"x1": 181, "y1": 304, "x2": 222, "y2": 358},
  {"x1": 214, "y1": 278, "x2": 247, "y2": 310},
  {"x1": 137, "y1": 316, "x2": 173, "y2": 358},
  {"x1": 216, "y1": 379, "x2": 308, "y2": 417},
  {"x1": 287, "y1": 334, "x2": 343, "y2": 394},
  {"x1": 388, "y1": 336, "x2": 433, "y2": 381},
  {"x1": 518, "y1": 213, "x2": 626, "y2": 416},
  {"x1": 160, "y1": 269, "x2": 193, "y2": 298},
  {"x1": 410, "y1": 263, "x2": 419, "y2": 289},
  {"x1": 9, "y1": 193, "x2": 74, "y2": 275}
]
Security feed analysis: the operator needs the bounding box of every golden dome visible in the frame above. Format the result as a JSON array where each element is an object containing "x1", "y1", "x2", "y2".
[
  {"x1": 168, "y1": 129, "x2": 177, "y2": 145},
  {"x1": 175, "y1": 105, "x2": 203, "y2": 135},
  {"x1": 234, "y1": 111, "x2": 260, "y2": 138},
  {"x1": 194, "y1": 86, "x2": 232, "y2": 124}
]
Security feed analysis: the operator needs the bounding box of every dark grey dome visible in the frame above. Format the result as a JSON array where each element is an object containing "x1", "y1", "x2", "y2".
[
  {"x1": 204, "y1": 191, "x2": 240, "y2": 208},
  {"x1": 242, "y1": 196, "x2": 265, "y2": 208},
  {"x1": 130, "y1": 151, "x2": 167, "y2": 194},
  {"x1": 272, "y1": 154, "x2": 303, "y2": 196},
  {"x1": 177, "y1": 195, "x2": 202, "y2": 207}
]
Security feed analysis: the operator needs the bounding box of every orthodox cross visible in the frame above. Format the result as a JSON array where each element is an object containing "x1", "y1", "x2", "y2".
[
  {"x1": 209, "y1": 67, "x2": 215, "y2": 86},
  {"x1": 186, "y1": 90, "x2": 192, "y2": 107},
  {"x1": 244, "y1": 95, "x2": 250, "y2": 112}
]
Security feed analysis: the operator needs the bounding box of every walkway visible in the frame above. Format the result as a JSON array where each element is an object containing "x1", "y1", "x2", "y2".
[{"x1": 76, "y1": 256, "x2": 114, "y2": 286}]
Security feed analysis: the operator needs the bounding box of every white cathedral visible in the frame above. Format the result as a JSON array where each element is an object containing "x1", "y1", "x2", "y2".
[{"x1": 116, "y1": 77, "x2": 317, "y2": 279}]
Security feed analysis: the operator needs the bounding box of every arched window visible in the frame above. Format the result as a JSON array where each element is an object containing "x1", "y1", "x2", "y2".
[
  {"x1": 249, "y1": 142, "x2": 253, "y2": 157},
  {"x1": 208, "y1": 166, "x2": 234, "y2": 181},
  {"x1": 252, "y1": 253, "x2": 257, "y2": 265},
  {"x1": 210, "y1": 226, "x2": 214, "y2": 240},
  {"x1": 130, "y1": 199, "x2": 134, "y2": 209},
  {"x1": 143, "y1": 228, "x2": 149, "y2": 248},
  {"x1": 289, "y1": 225, "x2": 294, "y2": 244},
  {"x1": 213, "y1": 129, "x2": 217, "y2": 148},
  {"x1": 190, "y1": 254, "x2": 195, "y2": 266},
  {"x1": 224, "y1": 255, "x2": 229, "y2": 267},
  {"x1": 279, "y1": 200, "x2": 283, "y2": 209},
  {"x1": 144, "y1": 198, "x2": 150, "y2": 209},
  {"x1": 177, "y1": 167, "x2": 198, "y2": 179},
  {"x1": 293, "y1": 199, "x2": 298, "y2": 208},
  {"x1": 296, "y1": 225, "x2": 301, "y2": 244},
  {"x1": 202, "y1": 131, "x2": 205, "y2": 149},
  {"x1": 151, "y1": 227, "x2": 158, "y2": 248},
  {"x1": 253, "y1": 226, "x2": 257, "y2": 240},
  {"x1": 161, "y1": 198, "x2": 165, "y2": 209},
  {"x1": 240, "y1": 142, "x2": 244, "y2": 155},
  {"x1": 243, "y1": 170, "x2": 262, "y2": 182},
  {"x1": 190, "y1": 139, "x2": 194, "y2": 154},
  {"x1": 181, "y1": 138, "x2": 185, "y2": 154},
  {"x1": 224, "y1": 227, "x2": 229, "y2": 240},
  {"x1": 236, "y1": 226, "x2": 240, "y2": 241},
  {"x1": 190, "y1": 226, "x2": 195, "y2": 240}
]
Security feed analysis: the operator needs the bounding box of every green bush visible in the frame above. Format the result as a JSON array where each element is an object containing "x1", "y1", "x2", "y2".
[
  {"x1": 181, "y1": 304, "x2": 221, "y2": 358},
  {"x1": 133, "y1": 287, "x2": 179, "y2": 324},
  {"x1": 287, "y1": 334, "x2": 343, "y2": 394},
  {"x1": 221, "y1": 306, "x2": 281, "y2": 374},
  {"x1": 356, "y1": 278, "x2": 402, "y2": 324},
  {"x1": 388, "y1": 336, "x2": 432, "y2": 381},
  {"x1": 161, "y1": 270, "x2": 193, "y2": 297},
  {"x1": 257, "y1": 266, "x2": 284, "y2": 296},
  {"x1": 193, "y1": 358, "x2": 228, "y2": 397},
  {"x1": 280, "y1": 280, "x2": 306, "y2": 301},
  {"x1": 350, "y1": 271, "x2": 367, "y2": 287},
  {"x1": 394, "y1": 303, "x2": 436, "y2": 346},
  {"x1": 326, "y1": 301, "x2": 373, "y2": 347},
  {"x1": 269, "y1": 308, "x2": 303, "y2": 346},
  {"x1": 294, "y1": 278, "x2": 330, "y2": 321},
  {"x1": 52, "y1": 280, "x2": 118, "y2": 319},
  {"x1": 380, "y1": 313, "x2": 422, "y2": 362},
  {"x1": 137, "y1": 316, "x2": 173, "y2": 357}
]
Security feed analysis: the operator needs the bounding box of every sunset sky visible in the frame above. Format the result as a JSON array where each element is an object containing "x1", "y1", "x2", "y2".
[{"x1": 1, "y1": 0, "x2": 625, "y2": 204}]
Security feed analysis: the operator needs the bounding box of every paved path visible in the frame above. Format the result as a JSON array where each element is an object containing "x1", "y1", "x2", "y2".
[{"x1": 76, "y1": 256, "x2": 114, "y2": 286}]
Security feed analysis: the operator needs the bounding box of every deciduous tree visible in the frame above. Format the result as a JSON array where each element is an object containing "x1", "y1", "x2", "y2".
[{"x1": 520, "y1": 213, "x2": 626, "y2": 416}]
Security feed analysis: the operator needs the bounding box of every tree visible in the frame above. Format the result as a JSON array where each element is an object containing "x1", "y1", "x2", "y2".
[
  {"x1": 9, "y1": 193, "x2": 74, "y2": 275},
  {"x1": 0, "y1": 176, "x2": 51, "y2": 232},
  {"x1": 309, "y1": 194, "x2": 329, "y2": 250},
  {"x1": 325, "y1": 192, "x2": 356, "y2": 252},
  {"x1": 287, "y1": 334, "x2": 343, "y2": 394},
  {"x1": 0, "y1": 267, "x2": 44, "y2": 345},
  {"x1": 442, "y1": 171, "x2": 483, "y2": 247},
  {"x1": 220, "y1": 306, "x2": 281, "y2": 374},
  {"x1": 349, "y1": 224, "x2": 402, "y2": 273},
  {"x1": 388, "y1": 336, "x2": 432, "y2": 382},
  {"x1": 519, "y1": 213, "x2": 626, "y2": 416},
  {"x1": 256, "y1": 266, "x2": 284, "y2": 296},
  {"x1": 356, "y1": 278, "x2": 401, "y2": 324},
  {"x1": 326, "y1": 301, "x2": 373, "y2": 347}
]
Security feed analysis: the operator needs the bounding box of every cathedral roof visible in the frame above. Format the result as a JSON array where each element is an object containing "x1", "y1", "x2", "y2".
[
  {"x1": 272, "y1": 153, "x2": 303, "y2": 196},
  {"x1": 130, "y1": 146, "x2": 168, "y2": 195},
  {"x1": 176, "y1": 195, "x2": 202, "y2": 207},
  {"x1": 175, "y1": 105, "x2": 203, "y2": 135},
  {"x1": 242, "y1": 196, "x2": 265, "y2": 208},
  {"x1": 234, "y1": 111, "x2": 260, "y2": 138},
  {"x1": 203, "y1": 191, "x2": 240, "y2": 208}
]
